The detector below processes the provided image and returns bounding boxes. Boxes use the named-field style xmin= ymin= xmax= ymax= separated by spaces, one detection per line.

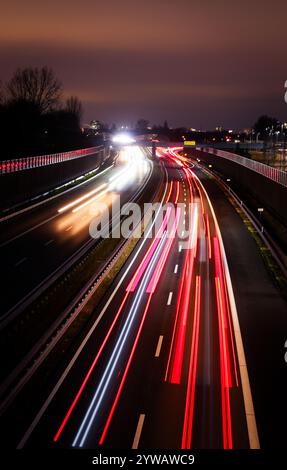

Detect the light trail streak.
xmin=165 ymin=181 xmax=173 ymax=203
xmin=99 ymin=295 xmax=153 ymax=445
xmin=174 ymin=181 xmax=180 ymax=203
xmin=72 ymin=234 xmax=168 ymax=447
xmin=54 ymin=183 xmax=170 ymax=442
xmin=182 ymin=167 xmax=193 ymax=203
xmin=214 ymin=237 xmax=233 ymax=449
xmin=181 ymin=275 xmax=201 ymax=449
xmin=187 ymin=168 xmax=204 ymax=215
xmin=108 ymin=164 xmax=133 ymax=183
xmin=58 ymin=183 xmax=107 ymax=213
xmin=53 ymin=291 xmax=130 ymax=442
xmin=72 ymin=188 xmax=108 ymax=213
xmin=165 ymin=205 xmax=198 ymax=384
xmin=187 ymin=167 xmax=259 ymax=448
xmin=19 ymin=163 xmax=169 ymax=449
xmin=205 ymin=214 xmax=212 ymax=259
xmin=126 ymin=207 xmax=172 ymax=293
xmin=146 ymin=207 xmax=181 ymax=294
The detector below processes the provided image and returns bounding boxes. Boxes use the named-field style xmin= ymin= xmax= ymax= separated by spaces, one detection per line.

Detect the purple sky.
xmin=1 ymin=0 xmax=286 ymax=128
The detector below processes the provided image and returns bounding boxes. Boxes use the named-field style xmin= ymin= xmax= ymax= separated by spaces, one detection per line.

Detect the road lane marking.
xmin=14 ymin=257 xmax=27 ymax=267
xmin=65 ymin=225 xmax=73 ymax=232
xmin=179 ymin=244 xmax=182 ymax=252
xmin=167 ymin=292 xmax=173 ymax=305
xmin=44 ymin=239 xmax=54 ymax=247
xmin=155 ymin=335 xmax=164 ymax=357
xmin=132 ymin=414 xmax=145 ymax=449
xmin=174 ymin=264 xmax=178 ymax=274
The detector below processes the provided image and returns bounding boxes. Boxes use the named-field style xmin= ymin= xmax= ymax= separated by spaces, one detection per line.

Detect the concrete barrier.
xmin=192 ymin=148 xmax=287 ymax=227
xmin=0 ymin=146 xmax=110 ymax=210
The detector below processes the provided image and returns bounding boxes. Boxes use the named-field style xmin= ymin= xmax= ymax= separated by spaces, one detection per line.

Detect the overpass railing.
xmin=0 ymin=146 xmax=103 ymax=174
xmin=200 ymin=147 xmax=287 ymax=188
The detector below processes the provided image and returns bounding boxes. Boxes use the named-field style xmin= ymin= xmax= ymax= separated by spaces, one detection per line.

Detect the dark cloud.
xmin=0 ymin=0 xmax=286 ymax=128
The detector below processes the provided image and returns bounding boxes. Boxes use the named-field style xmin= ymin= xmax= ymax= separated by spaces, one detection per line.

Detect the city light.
xmin=112 ymin=133 xmax=135 ymax=144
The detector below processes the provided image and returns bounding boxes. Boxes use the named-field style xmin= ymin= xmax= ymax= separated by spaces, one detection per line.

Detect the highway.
xmin=1 ymin=146 xmax=286 ymax=449
xmin=0 ymin=147 xmax=152 ymax=317
xmin=6 ymin=147 xmax=256 ymax=449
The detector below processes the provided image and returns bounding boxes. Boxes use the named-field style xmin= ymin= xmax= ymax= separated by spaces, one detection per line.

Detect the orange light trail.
xmin=57 ymin=183 xmax=107 ymax=213
xmin=174 ymin=180 xmax=180 ymax=204
xmin=165 ymin=181 xmax=173 ymax=203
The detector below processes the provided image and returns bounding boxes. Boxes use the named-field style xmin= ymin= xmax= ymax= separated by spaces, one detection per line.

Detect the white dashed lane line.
xmin=155 ymin=335 xmax=164 ymax=357
xmin=167 ymin=291 xmax=173 ymax=305
xmin=132 ymin=414 xmax=145 ymax=449
xmin=44 ymin=239 xmax=54 ymax=247
xmin=14 ymin=257 xmax=28 ymax=267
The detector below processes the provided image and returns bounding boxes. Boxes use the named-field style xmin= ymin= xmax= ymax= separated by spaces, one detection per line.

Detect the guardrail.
xmin=200 ymin=147 xmax=287 ymax=188
xmin=0 ymin=146 xmax=103 ymax=174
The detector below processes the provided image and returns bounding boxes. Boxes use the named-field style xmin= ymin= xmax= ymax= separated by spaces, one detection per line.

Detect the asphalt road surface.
xmin=2 ymin=147 xmax=286 ymax=449
xmin=0 ymin=147 xmax=152 ymax=316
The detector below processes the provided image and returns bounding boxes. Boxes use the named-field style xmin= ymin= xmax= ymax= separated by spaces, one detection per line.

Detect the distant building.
xmin=90 ymin=120 xmax=103 ymax=131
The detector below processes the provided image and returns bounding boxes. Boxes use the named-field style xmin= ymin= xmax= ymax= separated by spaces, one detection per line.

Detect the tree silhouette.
xmin=254 ymin=115 xmax=278 ymax=138
xmin=6 ymin=66 xmax=62 ymax=113
xmin=66 ymin=95 xmax=83 ymax=123
xmin=136 ymin=118 xmax=149 ymax=130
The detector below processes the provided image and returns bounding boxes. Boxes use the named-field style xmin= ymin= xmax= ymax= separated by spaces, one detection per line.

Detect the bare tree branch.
xmin=6 ymin=66 xmax=62 ymax=113
xmin=65 ymin=95 xmax=83 ymax=122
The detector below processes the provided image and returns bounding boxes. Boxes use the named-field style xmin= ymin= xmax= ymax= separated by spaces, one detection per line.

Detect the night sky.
xmin=1 ymin=0 xmax=286 ymax=129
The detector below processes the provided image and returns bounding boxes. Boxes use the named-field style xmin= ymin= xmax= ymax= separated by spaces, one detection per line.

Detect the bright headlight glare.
xmin=112 ymin=133 xmax=135 ymax=144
